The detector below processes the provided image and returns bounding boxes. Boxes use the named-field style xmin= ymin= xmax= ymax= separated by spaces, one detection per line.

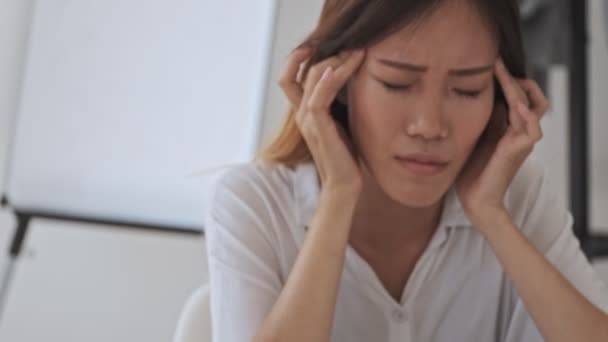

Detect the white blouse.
xmin=204 ymin=158 xmax=608 ymax=342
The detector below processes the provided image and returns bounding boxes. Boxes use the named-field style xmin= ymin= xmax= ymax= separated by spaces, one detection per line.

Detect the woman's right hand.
xmin=279 ymin=47 xmax=366 ymax=196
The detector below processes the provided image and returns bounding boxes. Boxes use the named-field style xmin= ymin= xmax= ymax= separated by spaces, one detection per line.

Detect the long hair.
xmin=260 ymin=0 xmax=526 ymax=167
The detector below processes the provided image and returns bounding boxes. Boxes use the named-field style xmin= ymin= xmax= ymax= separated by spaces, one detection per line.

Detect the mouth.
xmin=395 ymin=155 xmax=450 ymax=176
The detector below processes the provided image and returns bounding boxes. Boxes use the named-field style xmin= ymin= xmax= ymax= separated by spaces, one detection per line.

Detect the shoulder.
xmin=212 ymin=160 xmax=296 ymax=205
xmin=217 ymin=160 xmax=295 ymax=189
xmin=204 ymin=161 xmax=301 ymax=260
xmin=208 ymin=160 xmax=297 ymax=220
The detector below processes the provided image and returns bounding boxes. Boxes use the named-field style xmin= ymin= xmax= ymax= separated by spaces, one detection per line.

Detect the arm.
xmin=254 ymin=188 xmax=358 ymax=342
xmin=206 ymin=167 xmax=359 ymax=342
xmin=209 ymin=46 xmax=366 ymax=341
xmin=456 ymin=59 xmax=608 ymax=342
xmin=205 ymin=168 xmax=285 ymax=342
xmin=480 ymin=210 xmax=608 ymax=342
xmin=253 ymin=47 xmax=366 ymax=341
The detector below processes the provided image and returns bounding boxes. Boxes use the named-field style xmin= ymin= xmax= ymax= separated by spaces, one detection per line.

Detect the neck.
xmin=349 ymin=172 xmax=444 ymax=253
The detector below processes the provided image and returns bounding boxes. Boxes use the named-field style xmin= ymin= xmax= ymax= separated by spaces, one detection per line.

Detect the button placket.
xmin=391 ymin=308 xmax=408 ymax=323
xmin=388 ymin=307 xmax=413 ymax=342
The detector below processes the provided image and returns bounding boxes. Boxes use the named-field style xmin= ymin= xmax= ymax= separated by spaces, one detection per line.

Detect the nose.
xmin=406 ymin=90 xmax=448 ymax=140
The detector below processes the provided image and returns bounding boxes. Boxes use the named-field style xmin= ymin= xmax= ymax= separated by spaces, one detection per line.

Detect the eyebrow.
xmin=376 ymin=58 xmax=494 ymax=77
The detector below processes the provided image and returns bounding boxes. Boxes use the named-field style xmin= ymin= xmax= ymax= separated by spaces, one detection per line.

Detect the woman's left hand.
xmin=455 ymin=59 xmax=550 ymax=232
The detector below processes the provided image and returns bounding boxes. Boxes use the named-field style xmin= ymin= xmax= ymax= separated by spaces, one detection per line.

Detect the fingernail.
xmin=322 ymin=66 xmax=333 ymax=80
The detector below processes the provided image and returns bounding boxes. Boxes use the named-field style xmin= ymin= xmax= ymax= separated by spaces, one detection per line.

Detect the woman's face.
xmin=346 ymin=1 xmax=499 ymax=208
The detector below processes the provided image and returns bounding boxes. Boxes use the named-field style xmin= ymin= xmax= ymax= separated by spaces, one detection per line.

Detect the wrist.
xmin=474 ymin=207 xmax=513 ymax=239
xmin=320 ymin=185 xmax=361 ymax=207
xmin=313 ymin=187 xmax=359 ymax=230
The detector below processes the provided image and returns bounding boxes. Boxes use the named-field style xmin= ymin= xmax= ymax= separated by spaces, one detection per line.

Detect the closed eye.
xmin=454 ymin=89 xmax=482 ymax=99
xmin=381 ymin=81 xmax=413 ymax=92
xmin=378 ymin=77 xmax=483 ymax=99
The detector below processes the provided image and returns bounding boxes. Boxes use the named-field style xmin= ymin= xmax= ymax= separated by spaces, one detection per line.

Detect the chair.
xmin=173 ymin=284 xmax=212 ymax=342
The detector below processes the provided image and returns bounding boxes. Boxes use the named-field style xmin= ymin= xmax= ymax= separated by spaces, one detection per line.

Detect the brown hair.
xmin=260 ymin=0 xmax=526 ymax=167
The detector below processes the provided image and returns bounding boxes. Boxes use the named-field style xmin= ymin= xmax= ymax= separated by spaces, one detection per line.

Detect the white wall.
xmin=0 ymin=1 xmax=606 ymax=342
xmin=259 ymin=0 xmax=325 ymax=146
xmin=0 ymin=0 xmax=33 ymax=191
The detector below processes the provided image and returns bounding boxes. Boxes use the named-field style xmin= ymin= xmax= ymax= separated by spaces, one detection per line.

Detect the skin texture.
xmin=347 ymin=0 xmax=497 ymax=211
xmin=343 ymin=0 xmax=503 ymax=258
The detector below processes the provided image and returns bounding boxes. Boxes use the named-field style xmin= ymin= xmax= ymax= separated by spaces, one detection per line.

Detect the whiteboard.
xmin=5 ymin=0 xmax=277 ymax=231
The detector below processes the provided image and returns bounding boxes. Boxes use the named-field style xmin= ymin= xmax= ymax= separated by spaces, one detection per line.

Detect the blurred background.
xmin=0 ymin=0 xmax=607 ymax=341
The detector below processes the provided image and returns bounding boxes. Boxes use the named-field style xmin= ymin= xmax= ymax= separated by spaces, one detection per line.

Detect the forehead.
xmin=369 ymin=0 xmax=498 ymax=66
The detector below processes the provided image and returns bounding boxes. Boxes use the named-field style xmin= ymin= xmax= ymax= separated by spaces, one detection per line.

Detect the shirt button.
xmin=391 ymin=308 xmax=407 ymax=323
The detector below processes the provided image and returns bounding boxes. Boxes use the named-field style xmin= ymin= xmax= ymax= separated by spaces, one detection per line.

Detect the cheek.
xmin=449 ymin=98 xmax=495 ymax=155
xmin=347 ymin=80 xmax=402 ymax=154
xmin=453 ymin=84 xmax=495 ymax=124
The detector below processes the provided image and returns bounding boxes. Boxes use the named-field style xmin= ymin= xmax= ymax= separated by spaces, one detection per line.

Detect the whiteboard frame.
xmin=1 ymin=0 xmax=279 ymax=232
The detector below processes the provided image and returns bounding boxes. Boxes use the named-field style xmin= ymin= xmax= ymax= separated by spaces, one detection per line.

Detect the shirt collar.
xmin=293 ymin=162 xmax=472 ymax=231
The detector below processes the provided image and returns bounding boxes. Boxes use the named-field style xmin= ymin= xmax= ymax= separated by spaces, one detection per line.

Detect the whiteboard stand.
xmin=0 ymin=207 xmax=29 ymax=324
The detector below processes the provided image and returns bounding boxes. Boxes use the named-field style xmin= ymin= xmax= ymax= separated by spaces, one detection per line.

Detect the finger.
xmin=301 ymin=51 xmax=351 ymax=97
xmin=296 ymin=53 xmax=348 ymax=122
xmin=309 ymin=52 xmax=363 ymax=109
xmin=518 ymin=79 xmax=550 ymax=117
xmin=300 ymin=53 xmax=364 ymax=164
xmin=291 ymin=46 xmax=313 ymax=83
xmin=495 ymin=59 xmax=527 ymax=132
xmin=332 ymin=49 xmax=366 ymax=86
xmin=495 ymin=59 xmax=528 ymax=106
xmin=517 ymin=102 xmax=543 ymax=142
xmin=298 ymin=71 xmax=344 ymax=169
xmin=303 ymin=55 xmax=364 ymax=163
xmin=279 ymin=46 xmax=312 ymax=106
xmin=306 ymin=66 xmax=337 ymax=116
xmin=307 ymin=50 xmax=365 ymax=111
xmin=279 ymin=47 xmax=312 ymax=106
xmin=298 ymin=49 xmax=362 ymax=130
xmin=508 ymin=102 xmax=526 ymax=134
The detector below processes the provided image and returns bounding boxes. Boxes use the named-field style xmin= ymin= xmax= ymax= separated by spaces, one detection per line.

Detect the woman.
xmin=205 ymin=0 xmax=608 ymax=341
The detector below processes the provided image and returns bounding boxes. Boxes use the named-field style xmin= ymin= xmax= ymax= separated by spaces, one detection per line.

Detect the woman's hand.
xmin=252 ymin=48 xmax=368 ymax=342
xmin=279 ymin=47 xmax=366 ymax=196
xmin=455 ymin=59 xmax=550 ymax=232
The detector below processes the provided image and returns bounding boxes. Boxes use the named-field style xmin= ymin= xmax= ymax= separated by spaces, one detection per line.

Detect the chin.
xmin=371 ymin=166 xmax=452 ymax=208
xmin=383 ymin=182 xmax=446 ymax=208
